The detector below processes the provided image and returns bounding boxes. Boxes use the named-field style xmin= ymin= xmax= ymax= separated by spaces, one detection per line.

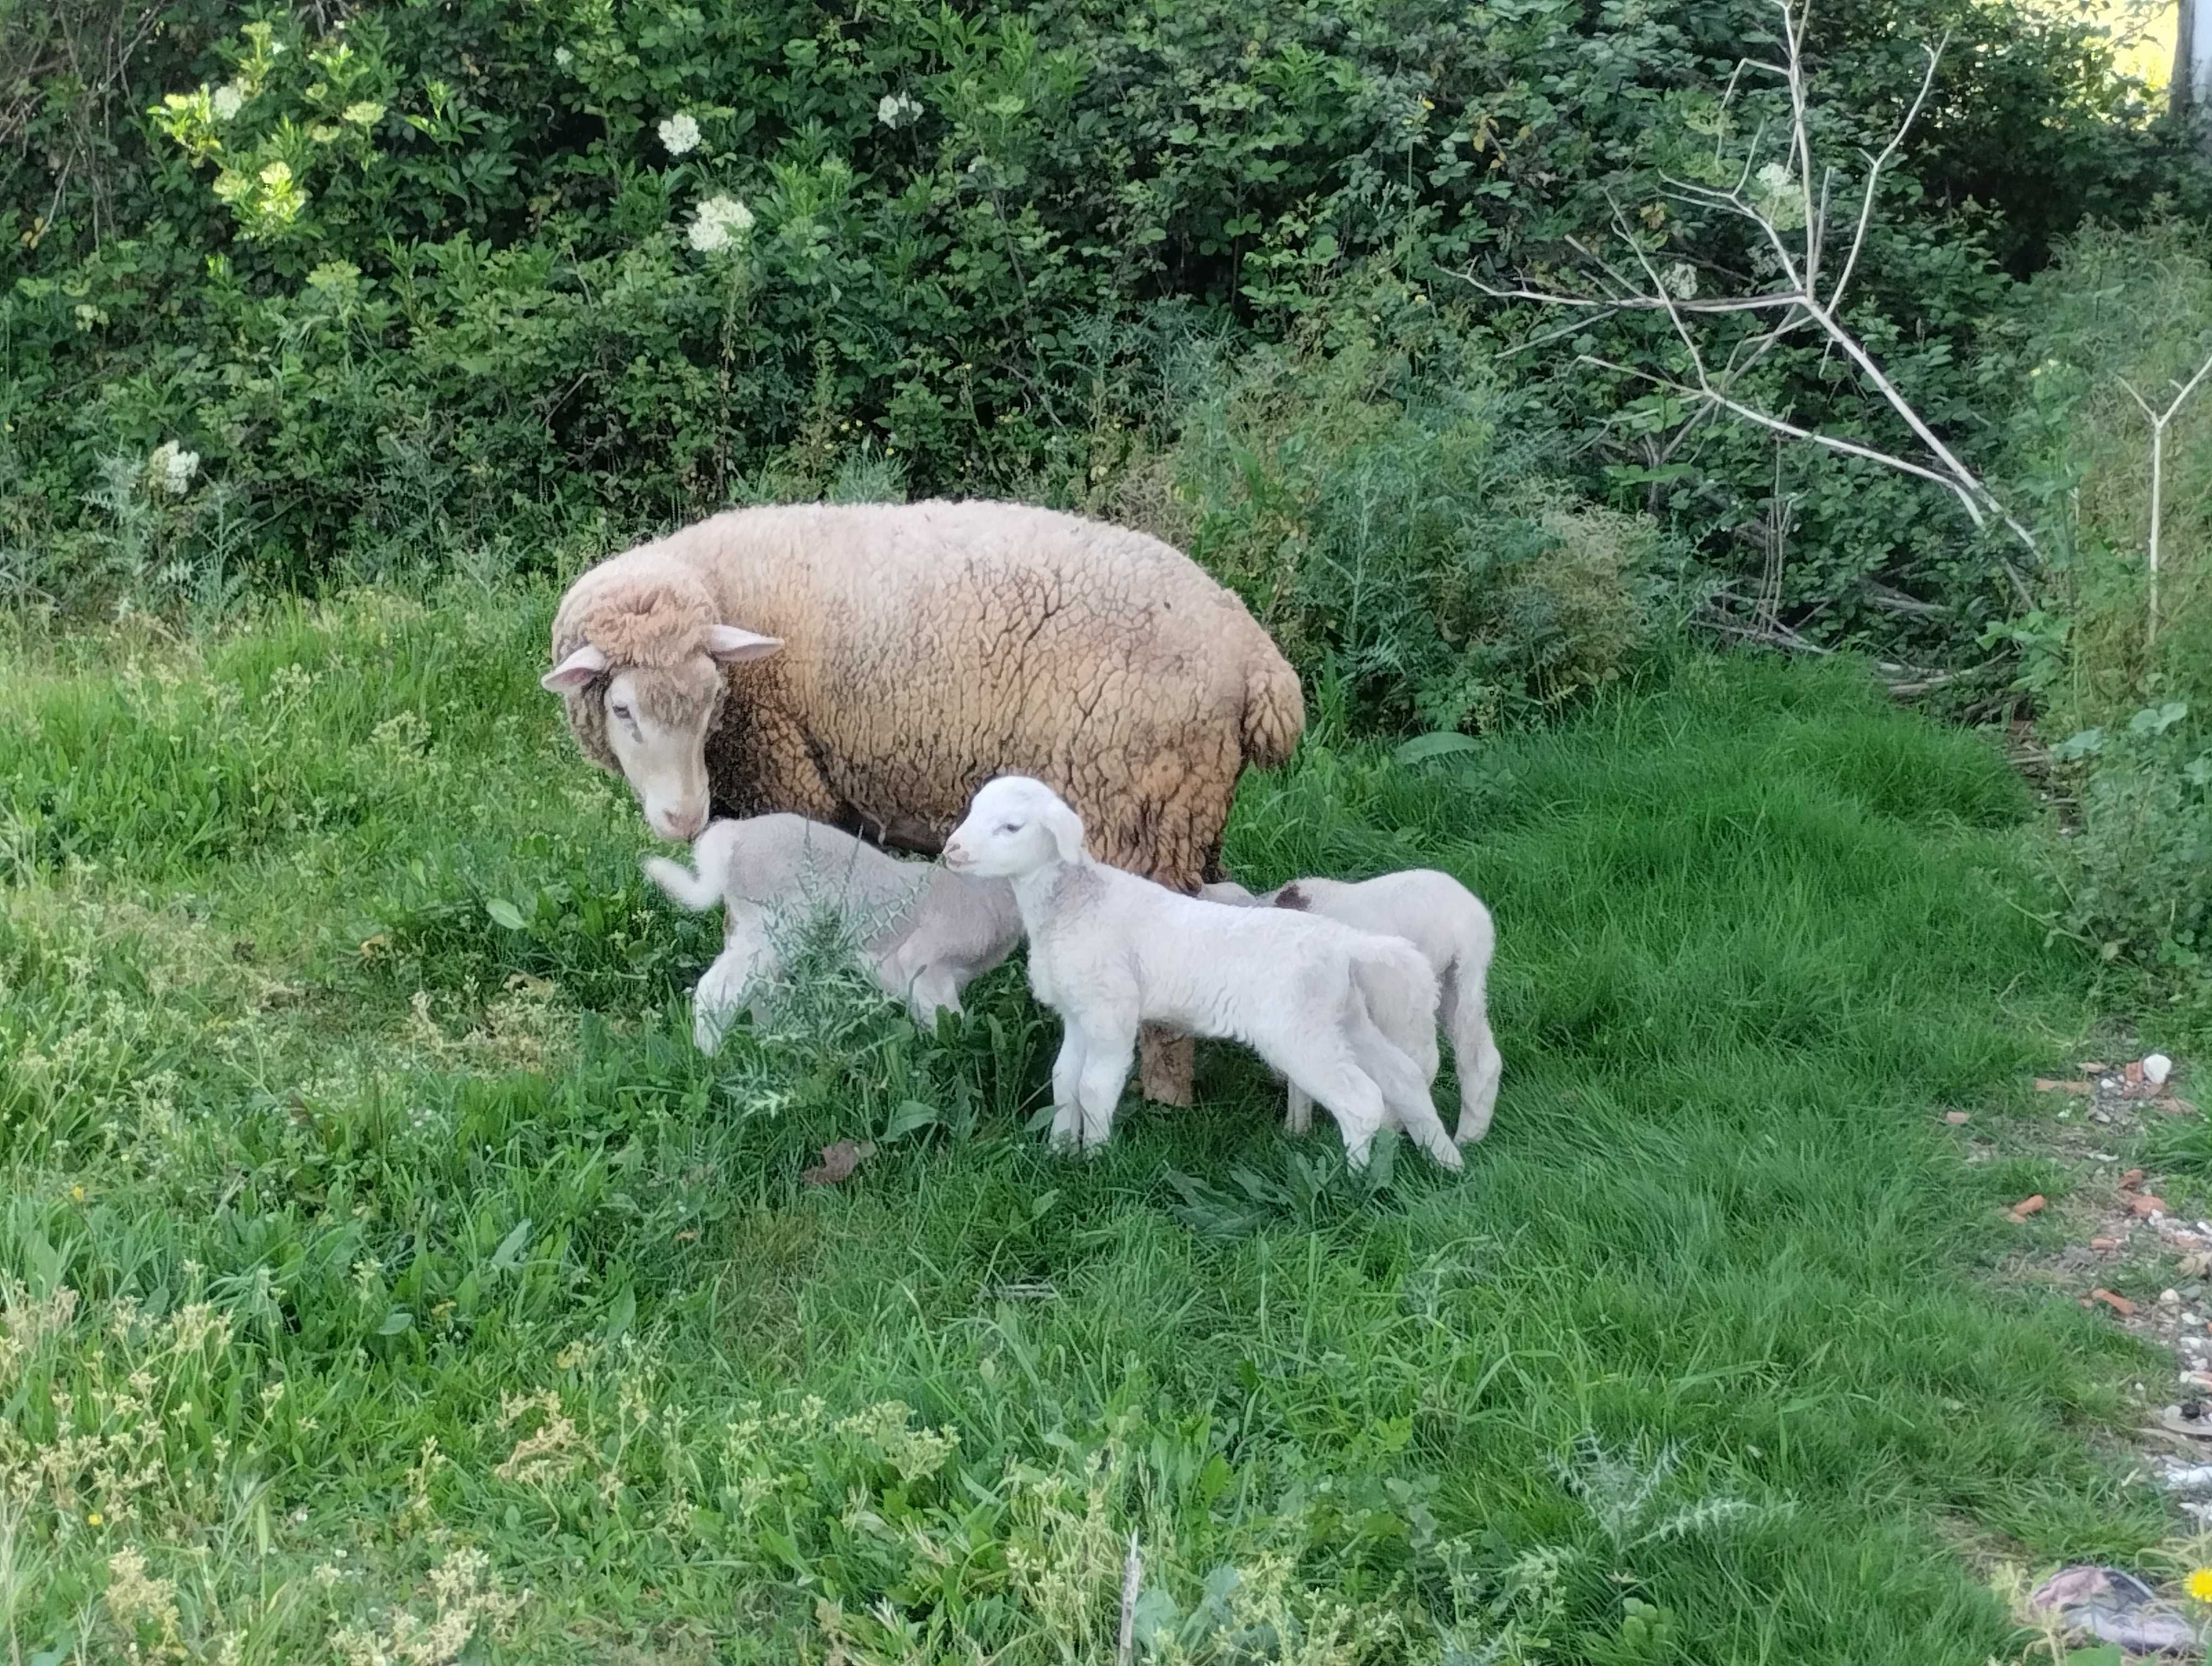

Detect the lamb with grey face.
xmin=641 ymin=812 xmax=1020 ymax=1052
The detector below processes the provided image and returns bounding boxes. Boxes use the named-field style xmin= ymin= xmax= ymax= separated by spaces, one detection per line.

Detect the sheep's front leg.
xmin=1283 ymin=1085 xmax=1315 ymax=1136
xmin=1049 ymin=1026 xmax=1089 ymax=1154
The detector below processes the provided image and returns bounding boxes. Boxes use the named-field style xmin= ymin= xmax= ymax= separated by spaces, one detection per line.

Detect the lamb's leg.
xmin=1048 ymin=1026 xmax=1089 ymax=1154
xmin=1346 ymin=1003 xmax=1462 ymax=1171
xmin=1274 ymin=1042 xmax=1390 ymax=1170
xmin=904 ymin=965 xmax=964 ymax=1030
xmin=1079 ymin=805 xmax=1195 ymax=1108
xmin=1073 ymin=1026 xmax=1136 ymax=1153
xmin=1443 ymin=961 xmax=1503 ymax=1144
xmin=1284 ymin=1086 xmax=1315 ymax=1136
xmin=693 ymin=938 xmax=774 ymax=1055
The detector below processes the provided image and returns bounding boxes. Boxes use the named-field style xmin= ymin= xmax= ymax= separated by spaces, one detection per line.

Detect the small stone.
xmin=2162 ymin=1289 xmax=2182 ymax=1307
xmin=2057 ymin=1246 xmax=2095 ymax=1268
xmin=1944 ymin=1110 xmax=1970 ymax=1125
xmin=2146 ymin=1053 xmax=2175 ymax=1086
xmin=2089 ymin=1107 xmax=2113 ymax=1123
xmin=2130 ymin=1193 xmax=2170 ymax=1216
xmin=2121 ymin=1168 xmax=2146 ymax=1189
xmin=2090 ymin=1236 xmax=2121 ymax=1250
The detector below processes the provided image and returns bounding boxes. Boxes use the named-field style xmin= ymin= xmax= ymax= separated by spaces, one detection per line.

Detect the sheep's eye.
xmin=609 ymin=702 xmax=632 ymax=722
xmin=999 ymin=821 xmax=1023 ymax=834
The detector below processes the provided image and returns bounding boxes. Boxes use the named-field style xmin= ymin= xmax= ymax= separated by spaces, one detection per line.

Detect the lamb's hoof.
xmin=1426 ymin=1139 xmax=1465 ymax=1172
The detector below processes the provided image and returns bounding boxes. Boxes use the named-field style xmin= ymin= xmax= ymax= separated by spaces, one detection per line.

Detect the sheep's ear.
xmin=1043 ymin=799 xmax=1086 ymax=864
xmin=704 ymin=624 xmax=783 ymax=664
xmin=542 ymin=643 xmax=609 ymax=692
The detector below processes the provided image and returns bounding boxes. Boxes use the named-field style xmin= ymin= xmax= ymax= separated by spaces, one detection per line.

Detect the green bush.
xmin=1148 ymin=310 xmax=1678 ymax=732
xmin=0 ymin=0 xmax=2199 ymax=645
xmin=1996 ymin=222 xmax=2212 ymax=991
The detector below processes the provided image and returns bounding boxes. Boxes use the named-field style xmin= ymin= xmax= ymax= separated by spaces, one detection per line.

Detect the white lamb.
xmin=642 ymin=814 xmax=1021 ymax=1053
xmin=1201 ymin=870 xmax=1502 ymax=1145
xmin=942 ymin=776 xmax=1463 ymax=1170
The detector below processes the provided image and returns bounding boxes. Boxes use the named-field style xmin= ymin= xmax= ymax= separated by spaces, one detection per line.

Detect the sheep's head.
xmin=943 ymin=776 xmax=1085 ymax=878
xmin=544 ymin=591 xmax=781 ymax=841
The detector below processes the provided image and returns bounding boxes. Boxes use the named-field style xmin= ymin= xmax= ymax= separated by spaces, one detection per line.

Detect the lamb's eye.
xmin=999 ymin=821 xmax=1023 ymax=834
xmin=609 ymin=703 xmax=632 ymax=722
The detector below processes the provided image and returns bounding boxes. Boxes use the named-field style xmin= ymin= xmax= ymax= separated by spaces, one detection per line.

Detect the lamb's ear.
xmin=541 ymin=643 xmax=609 ymax=692
xmin=1043 ymin=799 xmax=1086 ymax=865
xmin=704 ymin=624 xmax=783 ymax=664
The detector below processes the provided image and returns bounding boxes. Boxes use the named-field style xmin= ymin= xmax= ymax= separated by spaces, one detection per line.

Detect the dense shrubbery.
xmin=1 ymin=0 xmax=2195 ymax=630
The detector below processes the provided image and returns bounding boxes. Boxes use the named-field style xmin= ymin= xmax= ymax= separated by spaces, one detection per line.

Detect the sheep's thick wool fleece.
xmin=550 ymin=499 xmax=1304 ymax=889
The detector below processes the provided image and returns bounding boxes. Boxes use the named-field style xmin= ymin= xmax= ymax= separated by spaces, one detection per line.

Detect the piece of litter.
xmin=2091 ymin=1236 xmax=2121 ymax=1250
xmin=2146 ymin=1053 xmax=2174 ymax=1086
xmin=2130 ymin=1194 xmax=2169 ymax=1216
xmin=1943 ymin=1110 xmax=1970 ymax=1125
xmin=800 ymin=1138 xmax=877 ymax=1186
xmin=2157 ymin=1097 xmax=2198 ymax=1116
xmin=2089 ymin=1288 xmax=2137 ymax=1316
xmin=2121 ymin=1168 xmax=2145 ymax=1189
xmin=2125 ymin=1060 xmax=2146 ymax=1085
xmin=2079 ymin=1061 xmax=2110 ymax=1074
xmin=2025 ymin=1564 xmax=2204 ymax=1652
xmin=2008 ymin=1194 xmax=2047 ymax=1220
xmin=2036 ymin=1077 xmax=2093 ymax=1095
xmin=2162 ymin=1403 xmax=2212 ymax=1439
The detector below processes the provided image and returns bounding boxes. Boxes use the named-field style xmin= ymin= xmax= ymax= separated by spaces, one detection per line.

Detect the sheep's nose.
xmin=662 ymin=808 xmax=706 ymax=841
xmin=943 ymin=841 xmax=968 ymax=867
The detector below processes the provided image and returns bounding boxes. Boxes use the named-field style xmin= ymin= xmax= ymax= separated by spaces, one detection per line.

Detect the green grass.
xmin=0 ymin=589 xmax=2167 ymax=1663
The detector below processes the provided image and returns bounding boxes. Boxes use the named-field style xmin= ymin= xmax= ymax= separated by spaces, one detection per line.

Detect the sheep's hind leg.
xmin=1137 ymin=1026 xmax=1194 ymax=1107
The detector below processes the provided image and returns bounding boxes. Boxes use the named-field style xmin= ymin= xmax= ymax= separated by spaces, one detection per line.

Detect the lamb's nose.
xmin=664 ymin=808 xmax=706 ymax=841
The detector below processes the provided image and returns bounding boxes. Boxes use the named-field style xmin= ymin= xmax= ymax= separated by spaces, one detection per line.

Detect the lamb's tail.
xmin=642 ymin=819 xmax=740 ymax=913
xmin=1348 ymin=937 xmax=1440 ymax=1069
xmin=1240 ymin=639 xmax=1306 ymax=769
xmin=641 ymin=853 xmax=721 ymax=912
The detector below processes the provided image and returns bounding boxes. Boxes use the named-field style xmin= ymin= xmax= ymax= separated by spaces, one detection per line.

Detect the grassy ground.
xmin=0 ymin=585 xmax=2172 ymax=1663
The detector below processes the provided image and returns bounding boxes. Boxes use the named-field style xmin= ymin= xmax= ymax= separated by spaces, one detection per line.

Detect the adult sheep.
xmin=541 ymin=498 xmax=1306 ymax=1105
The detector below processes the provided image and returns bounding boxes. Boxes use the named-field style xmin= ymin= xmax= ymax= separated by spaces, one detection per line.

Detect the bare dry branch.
xmin=1450 ymin=0 xmax=2040 ymax=601
xmin=2116 ymin=346 xmax=2212 ymax=648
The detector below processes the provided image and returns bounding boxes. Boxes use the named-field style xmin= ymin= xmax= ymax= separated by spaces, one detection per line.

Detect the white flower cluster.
xmin=150 ymin=440 xmax=201 ymax=496
xmin=1660 ymin=261 xmax=1698 ymax=300
xmin=687 ymin=194 xmax=754 ymax=253
xmin=554 ymin=46 xmax=574 ymax=68
xmin=212 ymin=82 xmax=247 ymax=121
xmin=877 ymin=92 xmax=921 ymax=129
xmin=658 ymin=112 xmax=702 ymax=156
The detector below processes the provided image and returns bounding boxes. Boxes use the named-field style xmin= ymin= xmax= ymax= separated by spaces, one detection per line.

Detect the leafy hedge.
xmin=0 ymin=0 xmax=2199 ymax=660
